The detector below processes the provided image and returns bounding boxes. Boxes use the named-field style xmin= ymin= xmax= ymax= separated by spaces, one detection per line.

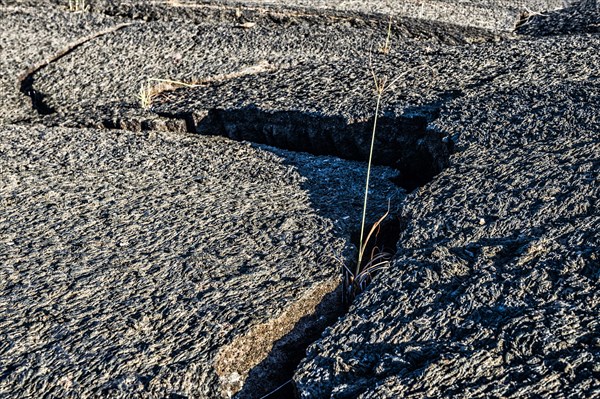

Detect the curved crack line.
xmin=214 ymin=278 xmax=342 ymax=399
xmin=18 ymin=22 xmax=137 ymax=114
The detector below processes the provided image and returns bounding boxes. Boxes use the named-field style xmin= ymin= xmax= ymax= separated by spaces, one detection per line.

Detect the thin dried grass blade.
xmin=365 ymin=252 xmax=391 ymax=264
xmin=359 ymin=207 xmax=390 ymax=260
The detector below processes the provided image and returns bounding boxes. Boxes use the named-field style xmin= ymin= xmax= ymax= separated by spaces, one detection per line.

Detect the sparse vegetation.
xmin=344 ymin=17 xmax=404 ymax=302
xmin=68 ymin=0 xmax=86 ymax=12
xmin=136 ymin=61 xmax=275 ymax=110
xmin=138 ymin=82 xmax=154 ymax=110
xmin=344 ymin=208 xmax=393 ymax=302
xmin=138 ymin=78 xmax=203 ymax=110
xmin=379 ymin=15 xmax=393 ymax=54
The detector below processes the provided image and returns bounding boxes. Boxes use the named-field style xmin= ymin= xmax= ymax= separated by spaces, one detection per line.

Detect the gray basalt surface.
xmin=517 ymin=0 xmax=599 ymax=36
xmin=21 ymin=4 xmax=494 ymax=132
xmin=16 ymin=5 xmax=462 ymax=188
xmin=0 ymin=0 xmax=598 ymax=398
xmin=294 ymin=27 xmax=600 ymax=399
xmin=15 ymin=1 xmax=596 ymax=183
xmin=1 ymin=0 xmax=578 ymax=31
xmin=0 ymin=124 xmax=400 ymax=398
xmin=217 ymin=0 xmax=571 ymax=31
xmin=0 ymin=6 xmax=124 ymax=124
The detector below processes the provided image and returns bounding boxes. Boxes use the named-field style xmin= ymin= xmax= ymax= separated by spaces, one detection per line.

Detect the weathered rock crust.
xmin=294 ymin=11 xmax=600 ymax=399
xmin=0 ymin=0 xmax=598 ymax=398
xmin=0 ymin=124 xmax=399 ymax=398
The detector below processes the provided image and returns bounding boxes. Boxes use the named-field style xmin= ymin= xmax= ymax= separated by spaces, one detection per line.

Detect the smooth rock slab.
xmin=0 ymin=124 xmax=400 ymax=398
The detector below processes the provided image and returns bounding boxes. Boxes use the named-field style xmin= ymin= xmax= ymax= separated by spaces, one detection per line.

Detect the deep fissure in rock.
xmin=162 ymin=106 xmax=453 ymax=192
xmin=19 ymin=74 xmax=56 ymax=115
xmin=17 ymin=23 xmax=134 ymax=117
xmin=343 ymin=215 xmax=403 ymax=305
xmin=17 ymin=97 xmax=449 ymax=396
xmin=18 ymin=72 xmax=450 ymax=398
xmin=184 ymin=106 xmax=441 ymax=397
xmin=215 ymin=280 xmax=344 ymax=399
xmin=224 ymin=215 xmax=404 ymax=399
xmin=97 ymin=105 xmax=449 ymax=396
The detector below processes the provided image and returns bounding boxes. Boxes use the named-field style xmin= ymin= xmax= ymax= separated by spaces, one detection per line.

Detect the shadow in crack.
xmin=194 ymin=106 xmax=453 ymax=192
xmin=20 ymin=75 xmax=56 ymax=115
xmin=221 ymin=102 xmax=456 ymax=397
xmin=252 ymin=141 xmax=404 ymax=240
xmin=232 ymin=284 xmax=344 ymax=399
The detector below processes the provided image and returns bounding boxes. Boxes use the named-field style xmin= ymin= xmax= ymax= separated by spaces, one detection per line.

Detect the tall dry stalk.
xmin=356 ymin=16 xmax=401 ymax=274
xmin=346 ymin=16 xmax=406 ymax=302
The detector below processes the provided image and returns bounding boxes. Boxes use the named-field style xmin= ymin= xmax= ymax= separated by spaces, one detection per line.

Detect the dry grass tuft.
xmin=138 ymin=78 xmax=204 ymax=110
xmin=68 ymin=0 xmax=87 ymax=12
xmin=138 ymin=82 xmax=154 ymax=110
xmin=344 ymin=208 xmax=393 ymax=302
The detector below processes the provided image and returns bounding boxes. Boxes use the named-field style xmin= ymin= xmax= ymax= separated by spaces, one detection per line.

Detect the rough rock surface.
xmin=16 ymin=5 xmax=459 ymax=189
xmin=0 ymin=0 xmax=598 ymax=398
xmin=294 ymin=24 xmax=600 ymax=399
xmin=517 ymin=0 xmax=599 ymax=35
xmin=0 ymin=124 xmax=400 ymax=398
xmin=21 ymin=4 xmax=494 ymax=132
xmin=1 ymin=0 xmax=578 ymax=31
xmin=0 ymin=6 xmax=123 ymax=124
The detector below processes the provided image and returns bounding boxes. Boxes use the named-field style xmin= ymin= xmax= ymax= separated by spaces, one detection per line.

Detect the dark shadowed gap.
xmin=229 ymin=219 xmax=403 ymax=399
xmin=200 ymin=105 xmax=443 ymax=397
xmin=350 ymin=216 xmax=402 ymax=266
xmin=17 ymin=23 xmax=134 ymax=118
xmin=232 ymin=285 xmax=344 ymax=399
xmin=343 ymin=216 xmax=403 ymax=306
xmin=161 ymin=103 xmax=454 ymax=192
xmin=20 ymin=65 xmax=454 ymax=398
xmin=215 ymin=283 xmax=345 ymax=399
xmin=19 ymin=75 xmax=56 ymax=115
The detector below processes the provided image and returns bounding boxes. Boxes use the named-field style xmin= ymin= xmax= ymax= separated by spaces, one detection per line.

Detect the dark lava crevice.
xmin=19 ymin=81 xmax=455 ymax=397
xmin=146 ymin=107 xmax=422 ymax=398
xmin=229 ymin=283 xmax=346 ymax=399
xmin=213 ymin=278 xmax=346 ymax=399
xmin=235 ymin=217 xmax=403 ymax=399
xmin=17 ymin=23 xmax=135 ymax=116
xmin=17 ymin=26 xmax=457 ymax=398
xmin=19 ymin=74 xmax=56 ymax=115
xmin=157 ymin=104 xmax=454 ymax=192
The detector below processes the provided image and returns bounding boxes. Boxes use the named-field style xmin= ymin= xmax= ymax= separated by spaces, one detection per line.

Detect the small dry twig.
xmin=138 ymin=78 xmax=204 ymax=110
